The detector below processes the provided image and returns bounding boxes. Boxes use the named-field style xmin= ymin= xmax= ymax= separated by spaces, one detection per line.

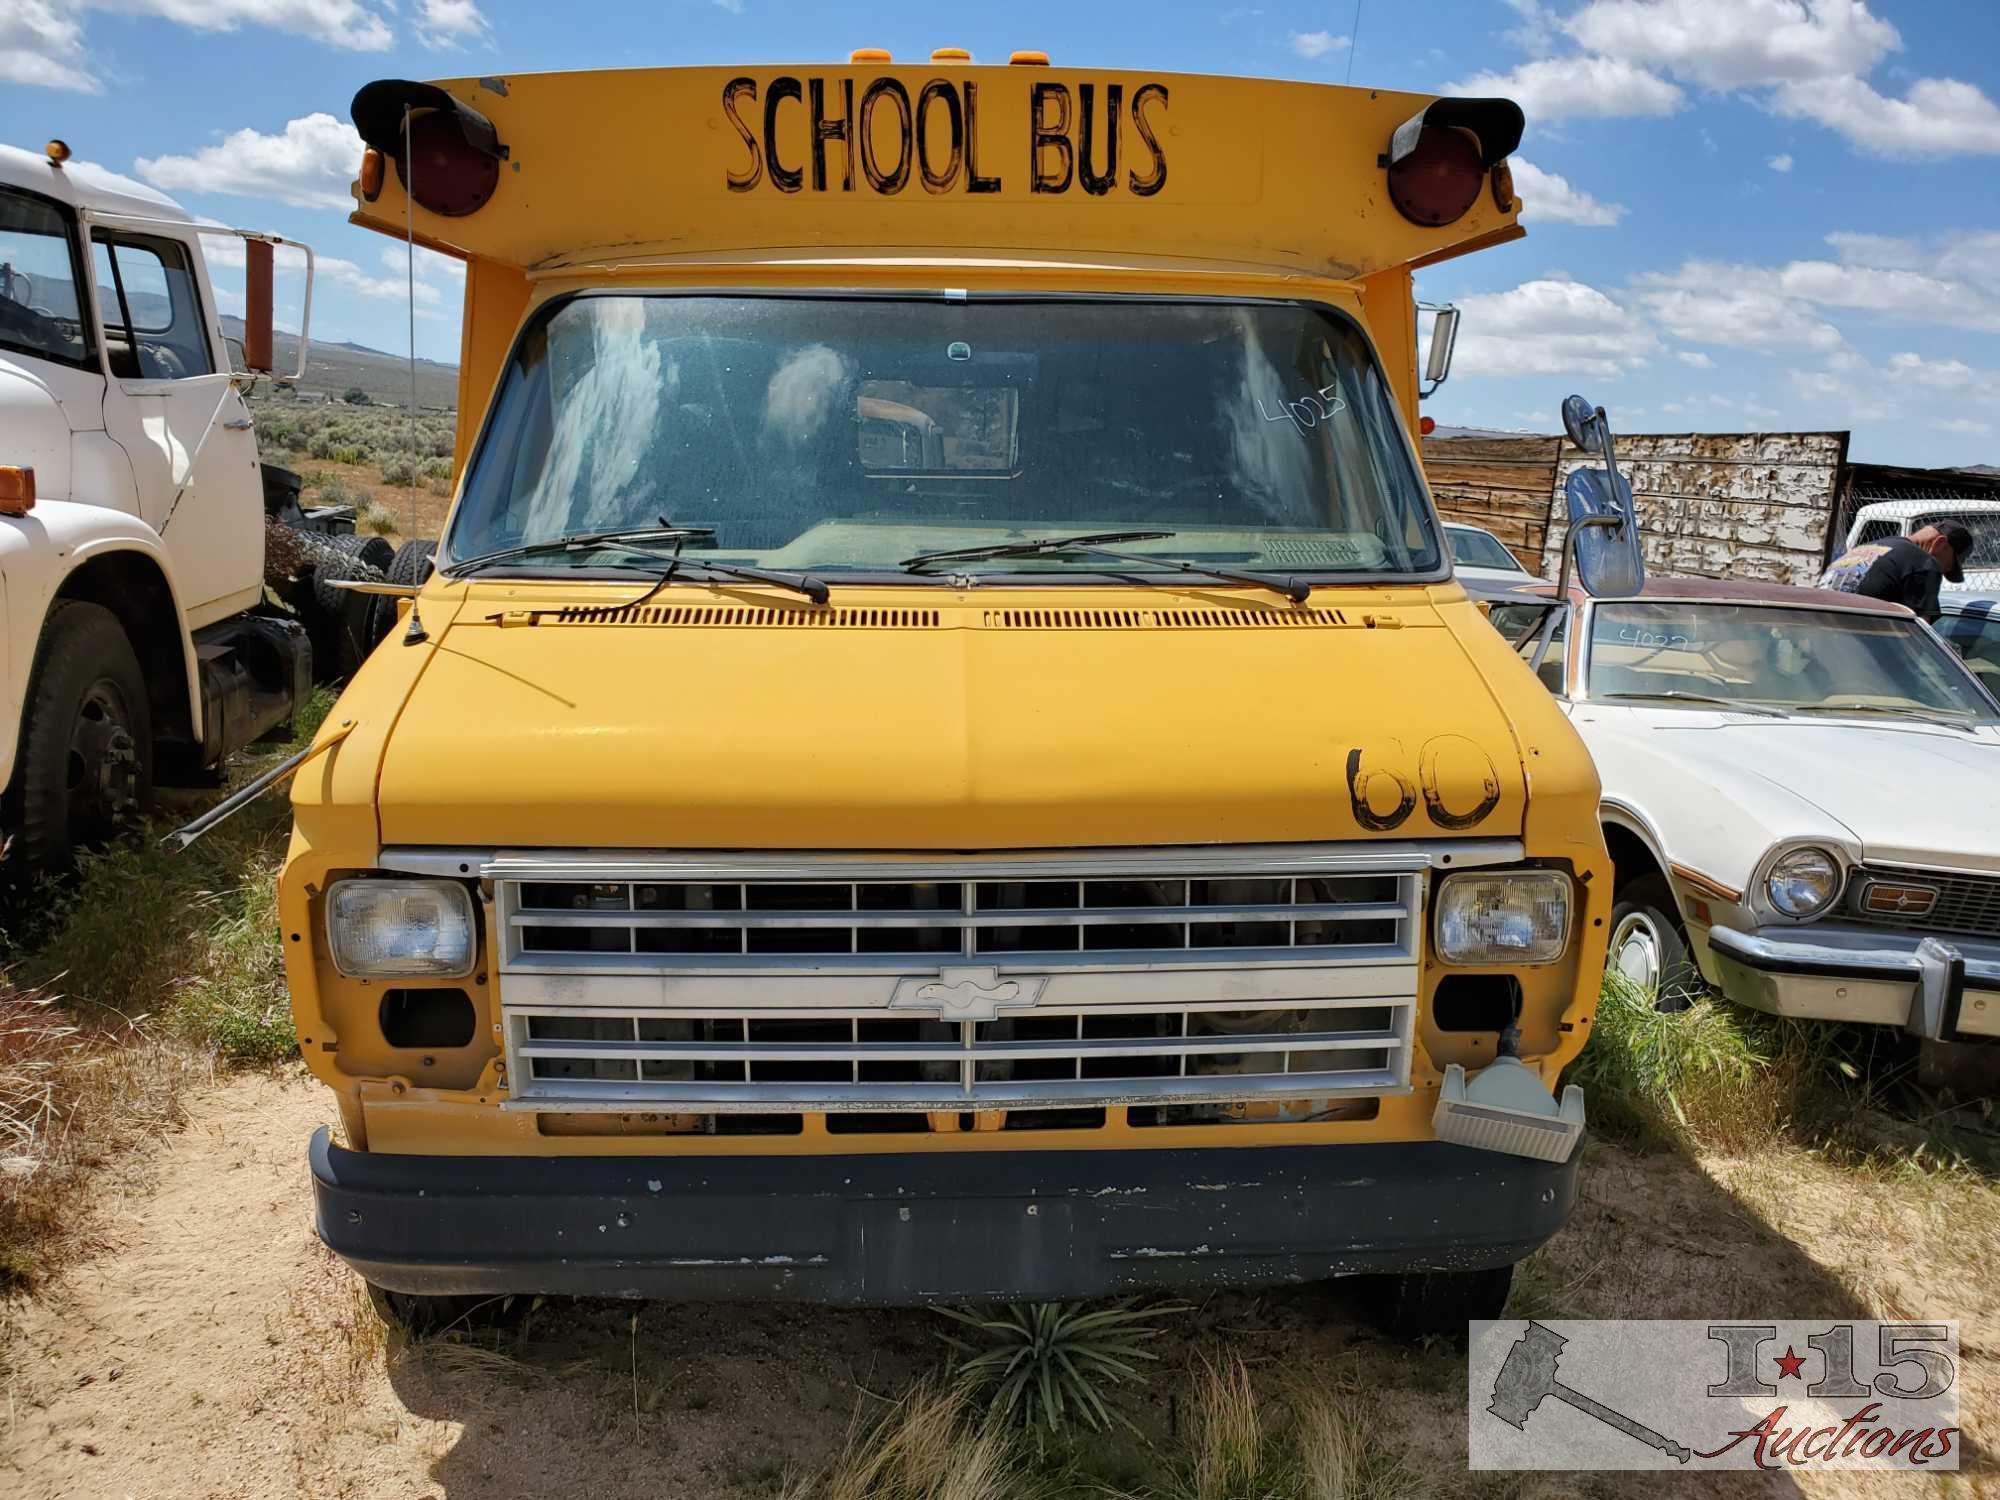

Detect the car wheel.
xmin=1608 ymin=874 xmax=1699 ymax=1012
xmin=9 ymin=602 xmax=153 ymax=875
xmin=1352 ymin=1264 xmax=1513 ymax=1338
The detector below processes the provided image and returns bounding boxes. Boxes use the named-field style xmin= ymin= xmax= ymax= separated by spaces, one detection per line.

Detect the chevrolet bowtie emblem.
xmin=890 ymin=965 xmax=1046 ymax=1022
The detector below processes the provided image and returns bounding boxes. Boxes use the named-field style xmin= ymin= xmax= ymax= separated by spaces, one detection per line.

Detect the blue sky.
xmin=4 ymin=0 xmax=1997 ymax=464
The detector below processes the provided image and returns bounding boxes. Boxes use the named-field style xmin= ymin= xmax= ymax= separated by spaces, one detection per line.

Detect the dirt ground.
xmin=2 ymin=1070 xmax=1994 ymax=1500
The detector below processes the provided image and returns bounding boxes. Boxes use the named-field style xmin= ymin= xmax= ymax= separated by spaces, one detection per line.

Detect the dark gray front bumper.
xmin=1706 ymin=923 xmax=2000 ymax=1039
xmin=310 ymin=1128 xmax=1580 ymax=1302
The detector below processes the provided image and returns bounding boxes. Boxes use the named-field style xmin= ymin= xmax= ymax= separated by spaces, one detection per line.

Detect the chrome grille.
xmin=504 ymin=873 xmax=1407 ymax=967
xmin=489 ymin=851 xmax=1430 ymax=1113
xmin=508 ymin=999 xmax=1405 ymax=1109
xmin=1846 ymin=864 xmax=2000 ymax=940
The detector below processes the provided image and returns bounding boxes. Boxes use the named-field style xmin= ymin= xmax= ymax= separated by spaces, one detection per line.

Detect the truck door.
xmin=90 ymin=230 xmax=260 ymax=624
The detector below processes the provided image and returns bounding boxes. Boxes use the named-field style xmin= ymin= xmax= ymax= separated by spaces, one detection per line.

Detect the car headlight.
xmin=1765 ymin=847 xmax=1841 ymax=920
xmin=326 ymin=878 xmax=477 ymax=978
xmin=1435 ymin=871 xmax=1572 ymax=965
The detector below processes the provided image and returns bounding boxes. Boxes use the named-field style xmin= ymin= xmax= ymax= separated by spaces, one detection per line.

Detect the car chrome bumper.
xmin=1706 ymin=924 xmax=2000 ymax=1040
xmin=310 ymin=1128 xmax=1579 ymax=1303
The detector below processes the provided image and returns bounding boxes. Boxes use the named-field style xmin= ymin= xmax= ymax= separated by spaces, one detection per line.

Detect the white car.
xmin=1444 ymin=521 xmax=1536 ymax=590
xmin=1487 ymin=578 xmax=2000 ymax=1074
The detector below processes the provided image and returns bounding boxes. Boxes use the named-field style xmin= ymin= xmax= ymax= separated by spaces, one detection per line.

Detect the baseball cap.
xmin=1938 ymin=522 xmax=1975 ymax=583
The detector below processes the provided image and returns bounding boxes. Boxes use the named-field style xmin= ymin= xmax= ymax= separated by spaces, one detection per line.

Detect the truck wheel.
xmin=332 ymin=532 xmax=396 ymax=576
xmin=1355 ymin=1264 xmax=1513 ymax=1338
xmin=1608 ymin=875 xmax=1699 ymax=1012
xmin=385 ymin=538 xmax=436 ymax=586
xmin=364 ymin=538 xmax=438 ymax=646
xmin=1916 ymin=1039 xmax=2000 ymax=1099
xmin=10 ymin=602 xmax=153 ymax=874
xmin=364 ymin=1282 xmax=519 ymax=1336
xmin=302 ymin=550 xmax=382 ymax=681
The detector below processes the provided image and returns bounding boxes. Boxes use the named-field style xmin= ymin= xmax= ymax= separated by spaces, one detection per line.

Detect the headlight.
xmin=1435 ymin=871 xmax=1572 ymax=965
xmin=1765 ymin=847 xmax=1840 ymax=920
xmin=327 ymin=878 xmax=477 ymax=978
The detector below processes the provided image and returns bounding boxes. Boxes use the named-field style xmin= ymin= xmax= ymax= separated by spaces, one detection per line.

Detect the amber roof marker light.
xmin=1381 ymin=97 xmax=1524 ymax=228
xmin=45 ymin=139 xmax=71 ymax=167
xmin=352 ymin=79 xmax=508 ymax=218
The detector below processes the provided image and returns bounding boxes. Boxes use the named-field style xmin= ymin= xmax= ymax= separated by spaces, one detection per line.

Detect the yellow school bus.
xmin=284 ymin=53 xmax=1611 ymax=1333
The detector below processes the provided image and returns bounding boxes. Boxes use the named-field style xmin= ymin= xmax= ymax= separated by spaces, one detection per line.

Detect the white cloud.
xmin=1676 ymin=350 xmax=1715 ymax=367
xmin=319 ymin=255 xmax=445 ymax=306
xmin=1564 ymin=0 xmax=1899 ymax=90
xmin=1451 ymin=277 xmax=1661 ymax=378
xmin=1288 ymin=29 xmax=1350 ymax=60
xmin=1635 ymin=250 xmax=2000 ymax=353
xmin=1774 ymin=73 xmax=2000 ymax=156
xmin=1768 ymin=153 xmax=1794 ymax=171
xmin=1 ymin=0 xmax=97 ymax=91
xmin=379 ymin=245 xmax=467 ymax=284
xmin=713 ymin=0 xmax=744 ymax=11
xmin=1510 ymin=158 xmax=1624 ymax=225
xmin=1932 ymin=416 xmax=1994 ymax=435
xmin=88 ymin=0 xmax=393 ymax=50
xmin=1448 ymin=55 xmax=1683 ymax=120
xmin=415 ymin=0 xmax=488 ymax=48
xmin=1824 ymin=231 xmax=1923 ymax=269
xmin=1633 ymin=263 xmax=1847 ymax=352
xmin=135 ymin=113 xmax=362 ymax=211
xmin=1887 ymin=352 xmax=1976 ymax=389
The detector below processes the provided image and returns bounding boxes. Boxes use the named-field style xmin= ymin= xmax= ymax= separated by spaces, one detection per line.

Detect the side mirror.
xmin=243 ymin=237 xmax=274 ymax=374
xmin=1560 ymin=393 xmax=1602 ymax=453
xmin=1553 ymin=394 xmax=1645 ymax=600
xmin=1421 ymin=304 xmax=1459 ymax=397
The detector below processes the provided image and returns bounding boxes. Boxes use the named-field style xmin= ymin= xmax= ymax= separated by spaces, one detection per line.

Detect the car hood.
xmin=1574 ymin=705 xmax=2000 ymax=876
xmin=372 ymin=588 xmax=1530 ymax=850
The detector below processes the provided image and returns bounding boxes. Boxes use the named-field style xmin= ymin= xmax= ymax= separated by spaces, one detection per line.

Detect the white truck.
xmin=1 ymin=139 xmax=400 ymax=875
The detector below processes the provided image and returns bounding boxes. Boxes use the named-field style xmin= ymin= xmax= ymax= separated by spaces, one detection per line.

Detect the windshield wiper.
xmin=1791 ymin=702 xmax=1976 ymax=729
xmin=444 ymin=523 xmax=830 ymax=605
xmin=900 ymin=530 xmax=1310 ymax=603
xmin=1598 ymin=691 xmax=1784 ymax=716
xmin=444 ymin=525 xmax=717 ymax=578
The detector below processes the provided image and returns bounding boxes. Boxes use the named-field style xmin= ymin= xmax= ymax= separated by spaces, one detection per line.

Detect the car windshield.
xmin=1588 ymin=601 xmax=1999 ymax=721
xmin=1446 ymin=527 xmax=1525 ymax=572
xmin=445 ymin=295 xmax=1443 ymax=580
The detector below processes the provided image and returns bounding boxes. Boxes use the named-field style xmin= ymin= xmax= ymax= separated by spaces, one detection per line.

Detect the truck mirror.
xmin=244 ymin=238 xmax=275 ymax=373
xmin=1560 ymin=393 xmax=1602 ymax=454
xmin=1423 ymin=306 xmax=1460 ymax=391
xmin=1553 ymin=396 xmax=1646 ymax=600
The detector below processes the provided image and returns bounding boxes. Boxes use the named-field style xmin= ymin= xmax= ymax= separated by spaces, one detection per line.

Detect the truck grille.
xmin=1846 ymin=864 xmax=2000 ymax=940
xmin=488 ymin=851 xmax=1429 ymax=1114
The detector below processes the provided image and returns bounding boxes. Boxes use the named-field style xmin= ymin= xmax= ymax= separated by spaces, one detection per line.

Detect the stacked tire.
xmin=270 ymin=529 xmax=435 ymax=683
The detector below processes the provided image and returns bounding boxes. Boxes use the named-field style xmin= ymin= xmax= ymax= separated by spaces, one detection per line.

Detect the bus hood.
xmin=374 ymin=593 xmax=1528 ymax=849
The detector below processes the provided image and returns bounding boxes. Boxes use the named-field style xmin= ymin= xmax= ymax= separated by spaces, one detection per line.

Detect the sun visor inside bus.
xmin=1385 ymin=97 xmax=1524 ymax=170
xmin=352 ymin=80 xmax=505 ymax=162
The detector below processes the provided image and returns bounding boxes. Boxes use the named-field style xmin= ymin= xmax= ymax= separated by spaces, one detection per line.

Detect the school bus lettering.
xmin=809 ymin=77 xmax=854 ymax=192
xmin=1129 ymin=81 xmax=1168 ymax=196
xmin=1030 ymin=81 xmax=1073 ymax=193
xmin=859 ymin=78 xmax=912 ymax=193
xmin=722 ymin=74 xmax=1165 ymax=196
xmin=915 ymin=79 xmax=961 ymax=192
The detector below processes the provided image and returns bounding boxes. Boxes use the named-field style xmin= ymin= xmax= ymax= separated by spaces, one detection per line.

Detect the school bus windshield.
xmin=445 ymin=293 xmax=1444 ymax=579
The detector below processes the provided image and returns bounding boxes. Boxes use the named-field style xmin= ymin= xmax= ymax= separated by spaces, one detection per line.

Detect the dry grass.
xmin=0 ymin=973 xmax=210 ymax=1290
xmin=781 ymin=1383 xmax=1046 ymax=1500
xmin=0 ymin=693 xmax=334 ymax=1290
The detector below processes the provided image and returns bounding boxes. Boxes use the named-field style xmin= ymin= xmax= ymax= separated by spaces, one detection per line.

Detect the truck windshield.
xmin=446 ymin=294 xmax=1442 ymax=581
xmin=1588 ymin=602 xmax=2000 ymax=721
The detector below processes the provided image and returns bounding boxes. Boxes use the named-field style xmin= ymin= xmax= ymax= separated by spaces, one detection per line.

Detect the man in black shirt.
xmin=1819 ymin=522 xmax=1973 ymax=623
